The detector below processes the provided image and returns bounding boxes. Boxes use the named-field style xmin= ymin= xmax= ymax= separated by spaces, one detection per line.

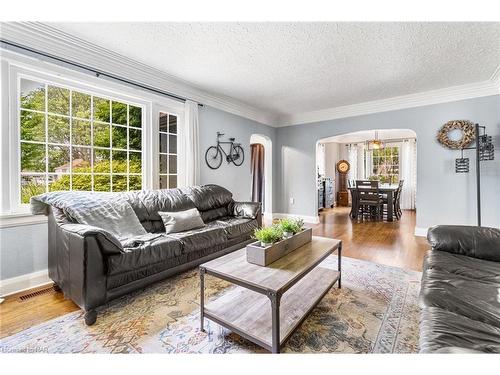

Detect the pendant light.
xmin=367 ymin=131 xmax=385 ymax=150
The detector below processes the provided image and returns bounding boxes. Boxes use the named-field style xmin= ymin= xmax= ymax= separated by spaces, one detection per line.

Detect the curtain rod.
xmin=0 ymin=39 xmax=203 ymax=107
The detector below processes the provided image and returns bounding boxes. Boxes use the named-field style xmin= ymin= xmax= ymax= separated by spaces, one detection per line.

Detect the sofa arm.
xmin=48 ymin=222 xmax=125 ymax=315
xmin=230 ymin=201 xmax=262 ymax=219
xmin=60 ymin=223 xmax=124 ymax=255
xmin=427 ymin=225 xmax=500 ymax=262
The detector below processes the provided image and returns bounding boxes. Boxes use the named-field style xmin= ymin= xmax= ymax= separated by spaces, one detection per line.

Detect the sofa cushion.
xmin=199 ymin=207 xmax=229 ymax=223
xmin=427 ymin=225 xmax=500 ymax=262
xmin=215 ymin=217 xmax=258 ymax=240
xmin=181 ymin=185 xmax=233 ymax=212
xmin=167 ymin=221 xmax=228 ymax=253
xmin=424 ymin=250 xmax=500 ymax=284
xmin=420 ymin=266 xmax=500 ymax=328
xmin=124 ymin=189 xmax=195 ymax=232
xmin=107 ymin=235 xmax=183 ymax=275
xmin=420 ymin=307 xmax=500 ymax=353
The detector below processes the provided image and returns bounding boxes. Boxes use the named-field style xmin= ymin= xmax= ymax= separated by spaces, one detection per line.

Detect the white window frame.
xmin=151 ymin=104 xmax=185 ymax=190
xmin=1 ymin=51 xmax=186 ymax=216
xmin=365 ymin=142 xmax=402 ymax=183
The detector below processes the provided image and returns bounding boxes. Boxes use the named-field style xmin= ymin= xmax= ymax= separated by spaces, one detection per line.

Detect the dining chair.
xmin=394 ymin=180 xmax=404 ymax=219
xmin=356 ymin=180 xmax=383 ymax=220
xmin=382 ymin=179 xmax=404 ymax=220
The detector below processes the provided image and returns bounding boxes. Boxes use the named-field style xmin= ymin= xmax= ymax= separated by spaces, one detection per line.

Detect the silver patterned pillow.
xmin=158 ymin=208 xmax=205 ymax=234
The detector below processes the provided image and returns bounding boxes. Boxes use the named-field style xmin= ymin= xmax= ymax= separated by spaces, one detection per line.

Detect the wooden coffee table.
xmin=199 ymin=236 xmax=342 ymax=353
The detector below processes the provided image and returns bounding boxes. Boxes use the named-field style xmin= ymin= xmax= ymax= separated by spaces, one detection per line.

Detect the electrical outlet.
xmin=290 ymin=197 xmax=295 ymax=205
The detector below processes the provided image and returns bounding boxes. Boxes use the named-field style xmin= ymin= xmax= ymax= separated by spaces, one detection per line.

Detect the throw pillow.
xmin=158 ymin=208 xmax=205 ymax=234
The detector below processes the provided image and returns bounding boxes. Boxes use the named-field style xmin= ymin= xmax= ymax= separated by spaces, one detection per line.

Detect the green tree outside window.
xmin=19 ymin=79 xmax=143 ymax=203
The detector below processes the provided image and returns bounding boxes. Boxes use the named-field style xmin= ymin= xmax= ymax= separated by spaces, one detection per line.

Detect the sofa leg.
xmin=84 ymin=309 xmax=97 ymax=326
xmin=53 ymin=283 xmax=62 ymax=292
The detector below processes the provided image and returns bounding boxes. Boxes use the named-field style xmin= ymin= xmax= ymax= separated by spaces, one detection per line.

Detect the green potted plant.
xmin=253 ymin=226 xmax=283 ymax=247
xmin=278 ymin=218 xmax=305 ymax=238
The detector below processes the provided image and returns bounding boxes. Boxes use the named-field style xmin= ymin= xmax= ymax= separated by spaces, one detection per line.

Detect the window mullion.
xmin=90 ymin=95 xmax=94 ymax=192
xmin=44 ymin=83 xmax=49 ymax=193
xmin=69 ymin=88 xmax=73 ymax=190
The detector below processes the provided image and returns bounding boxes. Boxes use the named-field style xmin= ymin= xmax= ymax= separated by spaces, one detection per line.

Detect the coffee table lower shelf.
xmin=202 ymin=265 xmax=340 ymax=352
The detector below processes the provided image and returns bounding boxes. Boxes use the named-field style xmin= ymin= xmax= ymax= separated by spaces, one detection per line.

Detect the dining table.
xmin=348 ymin=184 xmax=399 ymax=221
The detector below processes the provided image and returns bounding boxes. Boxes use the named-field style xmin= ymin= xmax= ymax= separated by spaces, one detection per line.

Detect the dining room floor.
xmin=310 ymin=206 xmax=429 ymax=272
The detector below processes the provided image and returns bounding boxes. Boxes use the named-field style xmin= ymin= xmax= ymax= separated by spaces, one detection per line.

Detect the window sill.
xmin=0 ymin=214 xmax=48 ymax=228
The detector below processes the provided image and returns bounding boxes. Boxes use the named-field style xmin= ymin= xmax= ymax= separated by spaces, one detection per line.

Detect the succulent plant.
xmin=253 ymin=225 xmax=283 ymax=246
xmin=278 ymin=218 xmax=305 ymax=235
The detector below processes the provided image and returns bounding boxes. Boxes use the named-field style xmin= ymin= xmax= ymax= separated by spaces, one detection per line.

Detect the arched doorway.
xmin=250 ymin=134 xmax=272 ymax=217
xmin=315 ymin=129 xmax=417 ymax=219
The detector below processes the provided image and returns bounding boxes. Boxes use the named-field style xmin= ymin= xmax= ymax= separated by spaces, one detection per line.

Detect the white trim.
xmin=278 ymin=79 xmax=500 ymax=127
xmin=0 ymin=269 xmax=51 ymax=297
xmin=272 ymin=213 xmax=320 ymax=225
xmin=0 ymin=214 xmax=47 ymax=228
xmin=1 ymin=22 xmax=277 ymax=126
xmin=414 ymin=227 xmax=428 ymax=237
xmin=490 ymin=64 xmax=500 ymax=88
xmin=263 ymin=212 xmax=274 ymax=221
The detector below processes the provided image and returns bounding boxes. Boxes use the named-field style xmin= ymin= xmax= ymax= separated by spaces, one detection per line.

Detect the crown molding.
xmin=490 ymin=64 xmax=500 ymax=88
xmin=0 ymin=22 xmax=278 ymax=126
xmin=1 ymin=22 xmax=498 ymax=129
xmin=277 ymin=78 xmax=500 ymax=127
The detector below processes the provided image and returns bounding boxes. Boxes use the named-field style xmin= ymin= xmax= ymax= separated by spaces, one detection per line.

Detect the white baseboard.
xmin=0 ymin=269 xmax=51 ymax=297
xmin=272 ymin=213 xmax=320 ymax=224
xmin=263 ymin=212 xmax=273 ymax=221
xmin=414 ymin=227 xmax=429 ymax=237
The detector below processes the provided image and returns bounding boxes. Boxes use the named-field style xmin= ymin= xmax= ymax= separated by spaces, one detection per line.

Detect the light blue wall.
xmin=199 ymin=105 xmax=276 ymax=206
xmin=0 ymin=223 xmax=48 ymax=279
xmin=275 ymin=95 xmax=500 ymax=229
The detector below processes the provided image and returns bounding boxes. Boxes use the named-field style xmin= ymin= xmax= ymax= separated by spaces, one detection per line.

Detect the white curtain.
xmin=316 ymin=143 xmax=326 ymax=177
xmin=356 ymin=143 xmax=365 ymax=179
xmin=400 ymin=139 xmax=417 ymax=209
xmin=347 ymin=144 xmax=358 ymax=182
xmin=184 ymin=100 xmax=200 ymax=186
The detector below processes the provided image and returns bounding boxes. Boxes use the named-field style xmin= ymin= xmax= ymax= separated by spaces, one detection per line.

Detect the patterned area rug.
xmin=0 ymin=256 xmax=421 ymax=354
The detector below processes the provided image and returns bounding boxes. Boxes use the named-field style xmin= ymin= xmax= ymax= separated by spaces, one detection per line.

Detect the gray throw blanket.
xmin=31 ymin=191 xmax=161 ymax=249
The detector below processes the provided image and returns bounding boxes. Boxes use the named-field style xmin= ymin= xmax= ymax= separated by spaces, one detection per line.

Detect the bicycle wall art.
xmin=205 ymin=132 xmax=245 ymax=169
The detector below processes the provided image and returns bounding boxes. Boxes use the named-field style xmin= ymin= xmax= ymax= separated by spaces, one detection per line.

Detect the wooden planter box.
xmin=246 ymin=228 xmax=313 ymax=266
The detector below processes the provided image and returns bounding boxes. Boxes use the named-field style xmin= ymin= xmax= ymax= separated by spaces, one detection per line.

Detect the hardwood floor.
xmin=0 ymin=206 xmax=429 ymax=339
xmin=311 ymin=207 xmax=428 ymax=272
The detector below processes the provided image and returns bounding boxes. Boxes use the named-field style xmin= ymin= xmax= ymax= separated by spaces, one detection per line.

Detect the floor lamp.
xmin=455 ymin=124 xmax=495 ymax=226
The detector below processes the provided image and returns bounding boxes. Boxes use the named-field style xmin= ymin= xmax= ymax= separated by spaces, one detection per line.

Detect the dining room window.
xmin=366 ymin=146 xmax=400 ymax=184
xmin=18 ymin=78 xmax=144 ymax=204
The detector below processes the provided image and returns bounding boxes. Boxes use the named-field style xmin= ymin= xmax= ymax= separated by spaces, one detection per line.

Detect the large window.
xmin=367 ymin=146 xmax=400 ymax=184
xmin=19 ymin=78 xmax=143 ymax=203
xmin=158 ymin=112 xmax=178 ymax=189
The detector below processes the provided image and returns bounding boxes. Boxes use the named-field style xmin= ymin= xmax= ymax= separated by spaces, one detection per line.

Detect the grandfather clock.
xmin=336 ymin=160 xmax=350 ymax=207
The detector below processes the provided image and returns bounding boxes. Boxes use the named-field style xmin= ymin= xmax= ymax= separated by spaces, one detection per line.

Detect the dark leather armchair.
xmin=419 ymin=225 xmax=500 ymax=353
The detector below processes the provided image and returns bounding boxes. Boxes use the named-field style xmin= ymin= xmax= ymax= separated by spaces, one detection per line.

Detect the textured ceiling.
xmin=49 ymin=22 xmax=500 ymax=117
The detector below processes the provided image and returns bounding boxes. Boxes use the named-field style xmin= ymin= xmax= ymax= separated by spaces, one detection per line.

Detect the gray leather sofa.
xmin=44 ymin=184 xmax=261 ymax=325
xmin=419 ymin=225 xmax=500 ymax=353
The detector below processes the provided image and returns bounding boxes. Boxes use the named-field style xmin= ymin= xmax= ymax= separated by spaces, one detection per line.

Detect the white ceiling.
xmin=49 ymin=22 xmax=500 ymax=119
xmin=320 ymin=129 xmax=417 ymax=143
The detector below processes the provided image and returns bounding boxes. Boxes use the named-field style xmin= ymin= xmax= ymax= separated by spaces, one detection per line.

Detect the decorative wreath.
xmin=437 ymin=120 xmax=475 ymax=150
